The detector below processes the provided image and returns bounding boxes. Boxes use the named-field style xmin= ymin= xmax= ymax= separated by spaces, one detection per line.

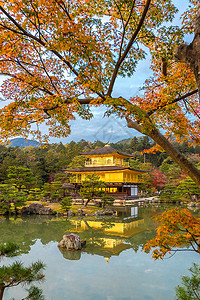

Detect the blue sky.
xmin=57 ymin=59 xmax=151 ymax=143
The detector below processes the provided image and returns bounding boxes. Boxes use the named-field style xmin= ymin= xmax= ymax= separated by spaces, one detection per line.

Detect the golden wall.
xmin=74 ymin=171 xmax=139 ymax=183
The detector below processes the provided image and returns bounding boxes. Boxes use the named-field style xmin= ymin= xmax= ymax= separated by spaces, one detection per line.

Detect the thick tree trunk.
xmin=0 ymin=287 xmax=5 ymax=300
xmin=126 ymin=117 xmax=200 ymax=187
xmin=148 ymin=127 xmax=200 ymax=188
xmin=197 ymin=237 xmax=200 ymax=253
xmin=146 ymin=4 xmax=200 ymax=187
xmin=175 ymin=3 xmax=200 ymax=100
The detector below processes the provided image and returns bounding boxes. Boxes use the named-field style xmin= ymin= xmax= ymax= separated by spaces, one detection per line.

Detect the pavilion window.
xmin=93 ymin=159 xmax=98 ymax=165
xmin=107 ymin=159 xmax=112 ymax=165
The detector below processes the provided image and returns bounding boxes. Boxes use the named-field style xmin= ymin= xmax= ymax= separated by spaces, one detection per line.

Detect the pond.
xmin=0 ymin=205 xmax=199 ymax=300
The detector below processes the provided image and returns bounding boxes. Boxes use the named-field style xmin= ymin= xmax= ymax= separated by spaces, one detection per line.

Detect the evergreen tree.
xmin=80 ymin=174 xmax=106 ymax=206
xmin=159 ymin=183 xmax=179 ymax=203
xmin=175 ymin=263 xmax=200 ymax=300
xmin=101 ymin=195 xmax=115 ymax=208
xmin=61 ymin=197 xmax=72 ymax=212
xmin=0 ymin=261 xmax=45 ymax=300
xmin=68 ymin=156 xmax=86 ymax=168
xmin=0 ymin=242 xmax=45 ymax=300
xmin=6 ymin=166 xmax=36 ymax=191
xmin=176 ymin=177 xmax=200 ymax=202
xmin=0 ymin=184 xmax=26 ymax=214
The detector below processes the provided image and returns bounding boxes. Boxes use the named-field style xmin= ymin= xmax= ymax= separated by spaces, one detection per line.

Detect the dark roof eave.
xmin=64 ymin=166 xmax=147 ymax=173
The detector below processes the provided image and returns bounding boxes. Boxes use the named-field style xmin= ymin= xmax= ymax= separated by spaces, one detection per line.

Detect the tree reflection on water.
xmin=0 ymin=206 xmax=171 ymax=260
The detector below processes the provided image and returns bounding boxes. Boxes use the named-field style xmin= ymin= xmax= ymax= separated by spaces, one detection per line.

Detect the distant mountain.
xmin=116 ymin=136 xmax=153 ymax=145
xmin=116 ymin=138 xmax=133 ymax=144
xmin=9 ymin=138 xmax=41 ymax=148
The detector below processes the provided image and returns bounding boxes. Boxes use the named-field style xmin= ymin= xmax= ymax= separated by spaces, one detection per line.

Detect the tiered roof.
xmin=80 ymin=145 xmax=133 ymax=158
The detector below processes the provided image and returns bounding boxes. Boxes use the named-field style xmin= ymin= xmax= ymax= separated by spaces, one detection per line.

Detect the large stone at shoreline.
xmin=58 ymin=233 xmax=83 ymax=250
xmin=20 ymin=203 xmax=54 ymax=215
xmin=29 ymin=202 xmax=44 ymax=209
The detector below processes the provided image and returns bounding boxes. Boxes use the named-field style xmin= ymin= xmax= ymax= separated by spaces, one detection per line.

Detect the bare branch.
xmin=184 ymin=98 xmax=200 ymax=120
xmin=0 ymin=23 xmax=24 ymax=36
xmin=29 ymin=0 xmax=44 ymax=40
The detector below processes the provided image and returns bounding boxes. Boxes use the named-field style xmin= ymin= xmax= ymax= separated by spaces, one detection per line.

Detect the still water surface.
xmin=0 ymin=205 xmax=199 ymax=300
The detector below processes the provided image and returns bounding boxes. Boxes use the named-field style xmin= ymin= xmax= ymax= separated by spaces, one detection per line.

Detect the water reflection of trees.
xmin=0 ymin=216 xmax=72 ymax=255
xmin=0 ymin=207 xmax=165 ymax=260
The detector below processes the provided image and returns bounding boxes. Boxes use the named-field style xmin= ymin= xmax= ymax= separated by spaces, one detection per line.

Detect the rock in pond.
xmin=56 ymin=212 xmax=64 ymax=217
xmin=58 ymin=233 xmax=86 ymax=250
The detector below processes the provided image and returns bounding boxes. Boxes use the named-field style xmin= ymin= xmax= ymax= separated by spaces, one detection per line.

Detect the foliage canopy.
xmin=0 ymin=0 xmax=200 ymax=185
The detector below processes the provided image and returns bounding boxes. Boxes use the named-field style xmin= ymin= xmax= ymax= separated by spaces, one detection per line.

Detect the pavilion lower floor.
xmin=67 ymin=182 xmax=139 ymax=199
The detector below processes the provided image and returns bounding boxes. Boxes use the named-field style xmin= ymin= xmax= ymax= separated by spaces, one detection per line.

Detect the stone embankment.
xmin=71 ymin=197 xmax=159 ymax=207
xmin=20 ymin=203 xmax=55 ymax=215
xmin=20 ymin=202 xmax=116 ymax=217
xmin=114 ymin=196 xmax=159 ymax=206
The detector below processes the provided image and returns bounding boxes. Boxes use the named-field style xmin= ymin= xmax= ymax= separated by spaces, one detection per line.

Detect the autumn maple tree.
xmin=0 ymin=0 xmax=200 ymax=186
xmin=144 ymin=208 xmax=200 ymax=260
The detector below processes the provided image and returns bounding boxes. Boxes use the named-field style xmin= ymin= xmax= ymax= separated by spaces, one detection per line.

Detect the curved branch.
xmin=125 ymin=116 xmax=143 ymax=133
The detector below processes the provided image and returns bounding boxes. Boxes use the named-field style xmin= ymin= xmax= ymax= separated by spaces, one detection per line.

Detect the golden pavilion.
xmin=65 ymin=143 xmax=146 ymax=198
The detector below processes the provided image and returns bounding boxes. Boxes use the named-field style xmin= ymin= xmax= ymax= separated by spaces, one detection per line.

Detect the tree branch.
xmin=107 ymin=0 xmax=151 ymax=96
xmin=147 ymin=89 xmax=198 ymax=117
xmin=118 ymin=0 xmax=136 ymax=58
xmin=0 ymin=5 xmax=78 ymax=76
xmin=125 ymin=116 xmax=143 ymax=133
xmin=32 ymin=42 xmax=60 ymax=94
xmin=0 ymin=72 xmax=55 ymax=96
xmin=54 ymin=0 xmax=72 ymax=21
xmin=0 ymin=5 xmax=105 ymax=100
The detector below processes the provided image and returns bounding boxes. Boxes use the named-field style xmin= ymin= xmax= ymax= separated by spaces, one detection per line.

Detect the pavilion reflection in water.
xmin=64 ymin=206 xmax=145 ymax=261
